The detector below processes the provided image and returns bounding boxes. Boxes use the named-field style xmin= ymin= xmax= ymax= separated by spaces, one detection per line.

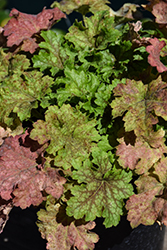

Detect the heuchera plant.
xmin=0 ymin=0 xmax=167 ymax=248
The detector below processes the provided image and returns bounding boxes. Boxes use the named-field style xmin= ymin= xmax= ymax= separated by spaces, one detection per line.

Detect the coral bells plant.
xmin=1 ymin=0 xmax=167 ymax=249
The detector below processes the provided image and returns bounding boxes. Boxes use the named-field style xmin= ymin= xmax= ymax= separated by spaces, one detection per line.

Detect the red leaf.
xmin=125 ymin=169 xmax=167 ymax=228
xmin=143 ymin=1 xmax=167 ymax=24
xmin=12 ymin=169 xmax=46 ymax=209
xmin=116 ymin=137 xmax=164 ymax=174
xmin=0 ymin=132 xmax=66 ymax=209
xmin=44 ymin=168 xmax=66 ymax=199
xmin=146 ymin=37 xmax=167 ymax=73
xmin=3 ymin=8 xmax=66 ymax=53
xmin=126 ymin=175 xmax=163 ymax=228
xmin=152 ymin=1 xmax=167 ymax=24
xmin=21 ymin=38 xmax=38 ymax=54
xmin=126 ymin=190 xmax=160 ymax=228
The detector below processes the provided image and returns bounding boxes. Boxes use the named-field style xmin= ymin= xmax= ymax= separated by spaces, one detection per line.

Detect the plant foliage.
xmin=1 ymin=0 xmax=167 ymax=249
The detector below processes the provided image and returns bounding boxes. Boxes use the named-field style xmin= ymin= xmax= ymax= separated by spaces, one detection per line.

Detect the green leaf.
xmin=66 ymin=150 xmax=133 ymax=228
xmin=142 ymin=18 xmax=163 ymax=36
xmin=0 ymin=49 xmax=10 ymax=82
xmin=56 ymin=64 xmax=117 ymax=118
xmin=97 ymin=135 xmax=113 ymax=151
xmin=0 ymin=54 xmax=53 ymax=126
xmin=10 ymin=54 xmax=30 ymax=75
xmin=0 ymin=50 xmax=30 ymax=82
xmin=51 ymin=0 xmax=110 ymax=15
xmin=94 ymin=83 xmax=114 ymax=116
xmin=111 ymin=76 xmax=167 ymax=140
xmin=30 ymin=104 xmax=101 ymax=169
xmin=32 ymin=30 xmax=69 ymax=76
xmin=110 ymin=40 xmax=132 ymax=74
xmin=133 ymin=46 xmax=147 ymax=61
xmin=78 ymin=49 xmax=116 ymax=80
xmin=65 ymin=11 xmax=121 ymax=51
xmin=56 ymin=67 xmax=100 ymax=107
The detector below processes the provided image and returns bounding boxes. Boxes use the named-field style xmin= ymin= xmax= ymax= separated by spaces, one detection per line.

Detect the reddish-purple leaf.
xmin=0 ymin=131 xmax=66 ymax=209
xmin=116 ymin=137 xmax=164 ymax=174
xmin=146 ymin=37 xmax=167 ymax=73
xmin=144 ymin=1 xmax=167 ymax=24
xmin=154 ymin=157 xmax=167 ymax=183
xmin=44 ymin=221 xmax=99 ymax=250
xmin=3 ymin=8 xmax=66 ymax=53
xmin=12 ymin=167 xmax=66 ymax=209
xmin=152 ymin=1 xmax=167 ymax=24
xmin=126 ymin=175 xmax=163 ymax=228
xmin=12 ymin=170 xmax=46 ymax=209
xmin=44 ymin=167 xmax=66 ymax=199
xmin=37 ymin=201 xmax=99 ymax=250
xmin=150 ymin=158 xmax=167 ymax=226
xmin=111 ymin=76 xmax=167 ymax=142
xmin=126 ymin=158 xmax=167 ymax=228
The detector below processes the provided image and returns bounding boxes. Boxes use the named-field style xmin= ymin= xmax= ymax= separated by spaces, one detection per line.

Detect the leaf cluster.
xmin=1 ymin=0 xmax=167 ymax=249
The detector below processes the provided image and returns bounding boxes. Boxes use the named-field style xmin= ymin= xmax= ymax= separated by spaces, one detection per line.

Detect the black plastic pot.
xmin=93 ymin=217 xmax=165 ymax=250
xmin=0 ymin=206 xmax=165 ymax=250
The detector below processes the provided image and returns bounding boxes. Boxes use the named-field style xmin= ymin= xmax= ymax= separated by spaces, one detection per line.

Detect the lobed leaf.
xmin=126 ymin=167 xmax=167 ymax=228
xmin=66 ymin=150 xmax=133 ymax=228
xmin=116 ymin=137 xmax=165 ymax=174
xmin=0 ymin=131 xmax=66 ymax=209
xmin=78 ymin=49 xmax=115 ymax=75
xmin=94 ymin=82 xmax=116 ymax=116
xmin=51 ymin=0 xmax=110 ymax=15
xmin=30 ymin=104 xmax=101 ymax=169
xmin=0 ymin=49 xmax=11 ymax=82
xmin=143 ymin=1 xmax=167 ymax=25
xmin=65 ymin=11 xmax=121 ymax=51
xmin=111 ymin=76 xmax=167 ymax=140
xmin=0 ymin=58 xmax=54 ymax=126
xmin=56 ymin=67 xmax=100 ymax=107
xmin=97 ymin=135 xmax=113 ymax=152
xmin=32 ymin=30 xmax=69 ymax=76
xmin=37 ymin=198 xmax=99 ymax=250
xmin=3 ymin=8 xmax=66 ymax=53
xmin=146 ymin=37 xmax=167 ymax=73
xmin=126 ymin=175 xmax=163 ymax=228
xmin=0 ymin=50 xmax=30 ymax=82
